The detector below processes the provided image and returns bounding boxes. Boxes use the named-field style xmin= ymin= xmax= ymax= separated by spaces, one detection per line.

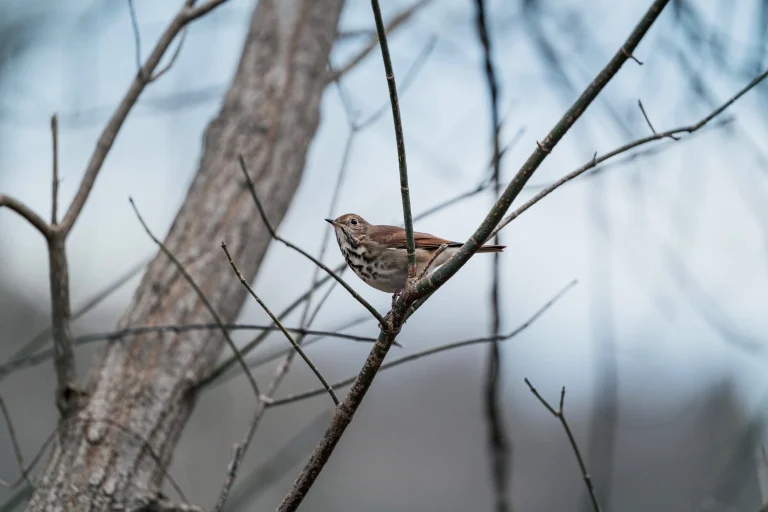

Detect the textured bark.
xmin=26 ymin=1 xmax=343 ymax=510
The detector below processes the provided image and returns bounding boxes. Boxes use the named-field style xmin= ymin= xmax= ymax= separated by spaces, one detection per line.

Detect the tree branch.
xmin=129 ymin=198 xmax=261 ymax=399
xmin=370 ymin=0 xmax=416 ymax=280
xmin=269 ymin=280 xmax=576 ymax=408
xmin=56 ymin=0 xmax=232 ymax=236
xmin=325 ymin=0 xmax=433 ymax=84
xmin=238 ymin=156 xmax=386 ymax=327
xmin=524 ymin=379 xmax=602 ymax=512
xmin=0 ymin=194 xmax=51 ymax=239
xmin=489 ymin=65 xmax=768 ymax=239
xmin=220 ymin=242 xmax=339 ymax=406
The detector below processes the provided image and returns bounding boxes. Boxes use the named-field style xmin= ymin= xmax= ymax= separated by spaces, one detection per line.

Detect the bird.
xmin=326 ymin=213 xmax=505 ymax=294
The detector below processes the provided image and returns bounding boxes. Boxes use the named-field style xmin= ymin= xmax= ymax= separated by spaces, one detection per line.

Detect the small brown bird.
xmin=326 ymin=213 xmax=505 ymax=293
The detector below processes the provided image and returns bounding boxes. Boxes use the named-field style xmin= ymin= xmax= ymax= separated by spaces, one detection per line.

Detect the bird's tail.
xmin=476 ymin=244 xmax=505 ymax=253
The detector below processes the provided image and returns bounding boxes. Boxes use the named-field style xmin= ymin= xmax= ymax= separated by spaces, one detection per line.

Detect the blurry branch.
xmin=127 ymin=0 xmax=142 ymax=77
xmin=129 ymin=198 xmax=262 ymax=399
xmin=355 ymin=35 xmax=437 ymax=130
xmin=524 ymin=379 xmax=602 ymax=512
xmin=473 ymin=0 xmax=511 ymax=510
xmin=238 ymin=155 xmax=386 ymax=326
xmin=226 ymin=410 xmax=333 ymax=511
xmin=221 ymin=242 xmax=339 ymax=406
xmin=0 ymin=257 xmax=149 ymax=385
xmin=0 ymin=323 xmax=378 ymax=379
xmin=325 ymin=0 xmax=434 ymax=84
xmin=0 ymin=393 xmax=30 ymax=489
xmin=268 ymin=280 xmax=577 ymax=408
xmin=58 ymin=0 xmax=231 ymax=235
xmin=489 ymin=65 xmax=768 ymax=239
xmin=279 ymin=2 xmax=670 ymax=509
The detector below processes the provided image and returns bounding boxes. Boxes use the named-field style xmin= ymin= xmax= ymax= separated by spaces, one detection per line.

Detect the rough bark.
xmin=26 ymin=1 xmax=344 ymax=510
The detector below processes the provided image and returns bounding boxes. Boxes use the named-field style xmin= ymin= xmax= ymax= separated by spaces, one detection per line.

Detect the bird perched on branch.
xmin=326 ymin=213 xmax=505 ymax=294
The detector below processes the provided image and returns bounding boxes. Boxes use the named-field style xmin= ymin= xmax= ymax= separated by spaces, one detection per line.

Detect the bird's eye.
xmin=350 ymin=218 xmax=358 ymax=225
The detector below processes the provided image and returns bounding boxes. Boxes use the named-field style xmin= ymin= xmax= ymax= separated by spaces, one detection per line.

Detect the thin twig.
xmin=278 ymin=2 xmax=670 ymax=508
xmin=127 ymin=0 xmax=143 ymax=79
xmin=473 ymin=1 xmax=511 ymax=510
xmin=370 ymin=0 xmax=416 ymax=281
xmin=270 ymin=280 xmax=577 ymax=407
xmin=221 ymin=242 xmax=339 ymax=406
xmin=150 ymin=26 xmax=188 ymax=82
xmin=325 ymin=0 xmax=434 ymax=84
xmin=524 ymin=379 xmax=602 ymax=512
xmin=637 ymin=99 xmax=679 ymax=140
xmin=0 ymin=393 xmax=30 ymax=489
xmin=195 ymin=263 xmax=348 ymax=389
xmin=128 ymin=197 xmax=261 ymax=399
xmin=489 ymin=66 xmax=768 ymax=239
xmin=51 ymin=114 xmax=59 ymax=224
xmin=417 ymin=243 xmax=447 ymax=280
xmin=237 ymin=155 xmax=386 ymax=326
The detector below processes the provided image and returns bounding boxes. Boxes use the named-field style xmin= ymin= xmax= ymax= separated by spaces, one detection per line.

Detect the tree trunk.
xmin=26 ymin=1 xmax=344 ymax=510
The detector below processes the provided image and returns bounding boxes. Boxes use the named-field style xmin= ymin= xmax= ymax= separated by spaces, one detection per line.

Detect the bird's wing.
xmin=368 ymin=225 xmax=461 ymax=250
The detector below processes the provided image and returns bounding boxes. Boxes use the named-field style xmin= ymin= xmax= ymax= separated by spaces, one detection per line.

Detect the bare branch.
xmin=237 ymin=156 xmax=386 ymax=327
xmin=269 ymin=280 xmax=577 ymax=408
xmin=325 ymin=0 xmax=434 ymax=84
xmin=370 ymin=0 xmax=416 ymax=281
xmin=195 ymin=263 xmax=349 ymax=389
xmin=417 ymin=243 xmax=447 ymax=280
xmin=0 ymin=393 xmax=30 ymax=489
xmin=57 ymin=0 xmax=232 ymax=236
xmin=0 ymin=323 xmax=379 ymax=379
xmin=127 ymin=0 xmax=143 ymax=78
xmin=489 ymin=66 xmax=768 ymax=239
xmin=150 ymin=27 xmax=188 ymax=82
xmin=221 ymin=242 xmax=339 ymax=406
xmin=128 ymin=198 xmax=261 ymax=399
xmin=524 ymin=379 xmax=602 ymax=512
xmin=0 ymin=194 xmax=52 ymax=239
xmin=51 ymin=114 xmax=59 ymax=224
xmin=0 ymin=257 xmax=149 ymax=386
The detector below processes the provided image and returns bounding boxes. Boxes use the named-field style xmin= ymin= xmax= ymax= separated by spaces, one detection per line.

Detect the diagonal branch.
xmin=221 ymin=242 xmax=339 ymax=406
xmin=56 ymin=0 xmax=233 ymax=236
xmin=488 ymin=65 xmax=768 ymax=239
xmin=325 ymin=0 xmax=434 ymax=84
xmin=268 ymin=280 xmax=576 ymax=407
xmin=524 ymin=379 xmax=602 ymax=512
xmin=237 ymin=156 xmax=386 ymax=326
xmin=129 ymin=198 xmax=261 ymax=400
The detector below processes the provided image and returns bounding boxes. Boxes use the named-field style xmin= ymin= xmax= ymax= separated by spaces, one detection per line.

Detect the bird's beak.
xmin=325 ymin=218 xmax=336 ymax=226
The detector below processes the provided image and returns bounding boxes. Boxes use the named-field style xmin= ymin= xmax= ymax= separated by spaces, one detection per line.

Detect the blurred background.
xmin=1 ymin=0 xmax=768 ymax=510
